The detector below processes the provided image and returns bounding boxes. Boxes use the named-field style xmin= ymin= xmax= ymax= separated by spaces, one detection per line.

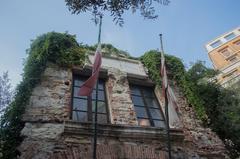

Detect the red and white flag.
xmin=160 ymin=52 xmax=178 ymax=111
xmin=78 ymin=44 xmax=102 ymax=96
xmin=160 ymin=51 xmax=181 ymax=128
xmin=161 ymin=51 xmax=168 ymax=96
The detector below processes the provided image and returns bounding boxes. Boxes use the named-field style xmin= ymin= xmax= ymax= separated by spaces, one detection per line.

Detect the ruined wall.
xmin=174 ymin=87 xmax=228 ymax=158
xmin=19 ymin=63 xmax=229 ymax=159
xmin=155 ymin=86 xmax=228 ymax=158
xmin=19 ymin=64 xmax=72 ymax=159
xmin=106 ymin=68 xmax=138 ymax=125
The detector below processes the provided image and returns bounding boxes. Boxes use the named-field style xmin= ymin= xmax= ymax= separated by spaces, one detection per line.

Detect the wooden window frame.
xmin=71 ymin=74 xmax=109 ymax=124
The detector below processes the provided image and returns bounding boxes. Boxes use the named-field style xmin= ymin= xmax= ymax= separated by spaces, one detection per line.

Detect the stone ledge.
xmin=63 ymin=120 xmax=184 ymax=142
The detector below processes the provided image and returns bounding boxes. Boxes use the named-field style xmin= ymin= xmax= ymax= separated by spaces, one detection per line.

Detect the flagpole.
xmin=93 ymin=15 xmax=102 ymax=159
xmin=159 ymin=34 xmax=172 ymax=159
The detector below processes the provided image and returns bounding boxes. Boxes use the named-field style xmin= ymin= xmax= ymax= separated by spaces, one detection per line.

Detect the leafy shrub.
xmin=140 ymin=51 xmax=208 ymax=121
xmin=0 ymin=32 xmax=85 ymax=159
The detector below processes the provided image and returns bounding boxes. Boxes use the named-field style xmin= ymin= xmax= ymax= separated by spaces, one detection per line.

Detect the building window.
xmin=223 ymin=70 xmax=238 ymax=79
xmin=228 ymin=56 xmax=238 ymax=63
xmin=210 ymin=40 xmax=222 ymax=48
xmin=219 ymin=48 xmax=232 ymax=58
xmin=130 ymin=85 xmax=165 ymax=128
xmin=224 ymin=32 xmax=236 ymax=41
xmin=234 ymin=40 xmax=240 ymax=46
xmin=72 ymin=75 xmax=108 ymax=123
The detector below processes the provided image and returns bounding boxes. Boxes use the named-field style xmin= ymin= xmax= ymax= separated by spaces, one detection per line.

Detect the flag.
xmin=160 ymin=52 xmax=178 ymax=112
xmin=78 ymin=44 xmax=102 ymax=96
xmin=160 ymin=51 xmax=181 ymax=130
xmin=161 ymin=51 xmax=168 ymax=97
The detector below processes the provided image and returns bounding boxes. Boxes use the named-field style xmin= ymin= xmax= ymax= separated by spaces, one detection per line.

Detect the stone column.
xmin=19 ymin=63 xmax=72 ymax=159
xmin=106 ymin=68 xmax=138 ymax=125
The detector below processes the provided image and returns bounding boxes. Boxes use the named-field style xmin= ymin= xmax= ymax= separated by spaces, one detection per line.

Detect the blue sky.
xmin=0 ymin=0 xmax=239 ymax=87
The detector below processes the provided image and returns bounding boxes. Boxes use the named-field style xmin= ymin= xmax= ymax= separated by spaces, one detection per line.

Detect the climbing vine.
xmin=141 ymin=52 xmax=240 ymax=158
xmin=1 ymin=32 xmax=238 ymax=158
xmin=0 ymin=32 xmax=85 ymax=159
xmin=140 ymin=50 xmax=208 ymax=122
xmin=81 ymin=43 xmax=131 ymax=58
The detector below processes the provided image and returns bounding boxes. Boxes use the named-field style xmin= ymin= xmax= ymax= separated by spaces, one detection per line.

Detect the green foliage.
xmin=140 ymin=50 xmax=161 ymax=85
xmin=0 ymin=32 xmax=85 ymax=159
xmin=185 ymin=61 xmax=240 ymax=158
xmin=140 ymin=51 xmax=208 ymax=121
xmin=183 ymin=61 xmax=218 ymax=122
xmin=214 ymin=84 xmax=240 ymax=158
xmin=65 ymin=0 xmax=170 ymax=26
xmin=141 ymin=52 xmax=240 ymax=158
xmin=81 ymin=43 xmax=131 ymax=58
xmin=140 ymin=50 xmax=186 ymax=85
xmin=187 ymin=61 xmax=218 ymax=82
xmin=1 ymin=33 xmax=239 ymax=158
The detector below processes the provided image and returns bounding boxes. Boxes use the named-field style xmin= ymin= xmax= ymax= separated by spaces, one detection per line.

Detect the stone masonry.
xmin=106 ymin=68 xmax=138 ymax=125
xmin=18 ymin=55 xmax=229 ymax=159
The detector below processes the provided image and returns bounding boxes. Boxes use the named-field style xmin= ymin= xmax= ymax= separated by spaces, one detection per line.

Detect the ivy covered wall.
xmin=0 ymin=32 xmax=239 ymax=158
xmin=140 ymin=50 xmax=208 ymax=122
xmin=0 ymin=32 xmax=85 ymax=159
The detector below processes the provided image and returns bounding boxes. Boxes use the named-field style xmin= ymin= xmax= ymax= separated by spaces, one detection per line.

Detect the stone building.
xmin=205 ymin=27 xmax=240 ymax=87
xmin=18 ymin=50 xmax=228 ymax=159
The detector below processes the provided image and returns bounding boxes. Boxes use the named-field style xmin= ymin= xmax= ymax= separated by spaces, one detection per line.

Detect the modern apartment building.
xmin=205 ymin=27 xmax=240 ymax=87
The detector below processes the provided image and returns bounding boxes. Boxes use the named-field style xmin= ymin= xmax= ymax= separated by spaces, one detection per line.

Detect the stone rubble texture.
xmin=19 ymin=60 xmax=229 ymax=159
xmin=106 ymin=68 xmax=138 ymax=125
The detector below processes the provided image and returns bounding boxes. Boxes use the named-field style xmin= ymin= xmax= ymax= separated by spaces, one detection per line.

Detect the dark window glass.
xmin=72 ymin=111 xmax=88 ymax=122
xmin=134 ymin=106 xmax=148 ymax=118
xmin=130 ymin=86 xmax=141 ymax=96
xmin=72 ymin=75 xmax=108 ymax=123
xmin=92 ymin=90 xmax=105 ymax=101
xmin=130 ymin=85 xmax=165 ymax=128
xmin=73 ymin=98 xmax=87 ymax=111
xmin=145 ymin=98 xmax=159 ymax=108
xmin=143 ymin=89 xmax=154 ymax=97
xmin=132 ymin=96 xmax=144 ymax=106
xmin=92 ymin=113 xmax=108 ymax=124
xmin=74 ymin=79 xmax=85 ymax=87
xmin=92 ymin=101 xmax=106 ymax=113
xmin=153 ymin=120 xmax=165 ymax=128
xmin=96 ymin=81 xmax=104 ymax=90
xmin=149 ymin=108 xmax=163 ymax=120
xmin=73 ymin=87 xmax=87 ymax=99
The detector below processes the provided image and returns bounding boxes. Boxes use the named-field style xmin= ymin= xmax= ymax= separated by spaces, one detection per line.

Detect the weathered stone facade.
xmin=106 ymin=68 xmax=138 ymax=125
xmin=19 ymin=55 xmax=229 ymax=159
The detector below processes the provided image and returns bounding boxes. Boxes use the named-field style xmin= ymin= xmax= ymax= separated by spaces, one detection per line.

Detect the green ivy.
xmin=81 ymin=43 xmax=132 ymax=58
xmin=141 ymin=52 xmax=240 ymax=158
xmin=140 ymin=50 xmax=208 ymax=122
xmin=140 ymin=50 xmax=161 ymax=85
xmin=0 ymin=32 xmax=85 ymax=159
xmin=1 ymin=32 xmax=238 ymax=158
